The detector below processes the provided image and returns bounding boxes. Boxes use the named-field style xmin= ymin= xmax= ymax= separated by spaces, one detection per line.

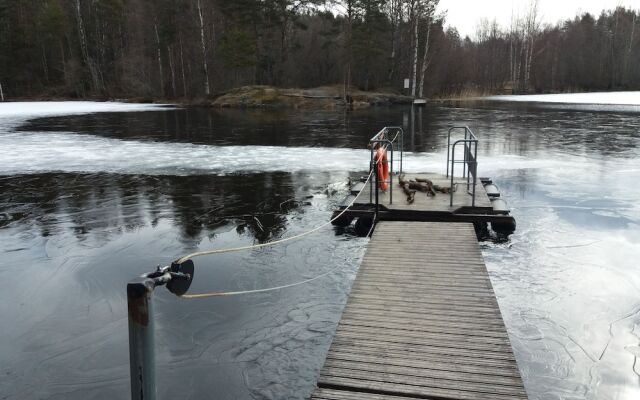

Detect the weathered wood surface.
xmin=359 ymin=173 xmax=492 ymax=211
xmin=311 ymin=221 xmax=527 ymax=400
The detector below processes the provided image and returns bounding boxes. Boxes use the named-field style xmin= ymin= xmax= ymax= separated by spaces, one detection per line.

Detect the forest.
xmin=0 ymin=0 xmax=638 ymax=100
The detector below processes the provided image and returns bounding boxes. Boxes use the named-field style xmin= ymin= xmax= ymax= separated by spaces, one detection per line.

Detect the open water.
xmin=0 ymin=101 xmax=639 ymax=399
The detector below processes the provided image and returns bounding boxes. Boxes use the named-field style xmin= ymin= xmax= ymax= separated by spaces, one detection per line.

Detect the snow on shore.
xmin=486 ymin=91 xmax=640 ymax=105
xmin=0 ymin=101 xmax=173 ymax=128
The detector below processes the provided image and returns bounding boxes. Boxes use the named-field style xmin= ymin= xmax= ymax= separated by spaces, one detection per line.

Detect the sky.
xmin=437 ymin=0 xmax=639 ymax=38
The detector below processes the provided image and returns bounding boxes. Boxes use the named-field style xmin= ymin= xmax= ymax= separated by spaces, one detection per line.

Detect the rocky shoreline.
xmin=200 ymin=85 xmax=413 ymax=108
xmin=5 ymin=85 xmax=415 ymax=108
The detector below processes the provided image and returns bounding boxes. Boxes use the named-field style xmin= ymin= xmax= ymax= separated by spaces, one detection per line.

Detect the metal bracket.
xmin=127 ymin=259 xmax=195 ymax=400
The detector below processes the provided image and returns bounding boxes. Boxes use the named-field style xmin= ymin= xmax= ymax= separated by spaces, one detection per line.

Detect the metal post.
xmin=126 ymin=261 xmax=194 ymax=400
xmin=369 ymin=147 xmax=374 ymax=204
xmin=398 ymin=128 xmax=404 ymax=175
xmin=375 ymin=157 xmax=379 ymax=217
xmin=472 ymin=141 xmax=478 ymax=207
xmin=446 ymin=127 xmax=452 ymax=177
xmin=463 ymin=129 xmax=468 ymax=178
xmin=389 ymin=145 xmax=393 ymax=205
xmin=450 ymin=145 xmax=455 ymax=207
xmin=127 ymin=278 xmax=158 ymax=400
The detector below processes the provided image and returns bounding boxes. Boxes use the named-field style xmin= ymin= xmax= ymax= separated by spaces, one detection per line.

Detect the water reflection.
xmin=21 ymin=107 xmax=401 ymax=149
xmin=0 ymin=173 xmax=301 ymax=244
xmin=0 ymin=169 xmax=365 ymax=400
xmin=2 ymin=101 xmax=640 ymax=400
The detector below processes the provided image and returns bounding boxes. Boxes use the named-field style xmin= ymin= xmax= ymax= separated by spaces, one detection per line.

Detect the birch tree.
xmin=74 ymin=0 xmax=100 ymax=93
xmin=410 ymin=0 xmax=419 ymax=97
xmin=409 ymin=0 xmax=439 ymax=98
xmin=154 ymin=23 xmax=164 ymax=95
xmin=522 ymin=0 xmax=539 ymax=91
xmin=196 ymin=0 xmax=210 ymax=96
xmin=385 ymin=0 xmax=402 ymax=83
xmin=417 ymin=2 xmax=439 ymax=98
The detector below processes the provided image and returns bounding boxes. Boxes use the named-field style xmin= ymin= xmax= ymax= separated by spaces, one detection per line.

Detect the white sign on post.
xmin=403 ymin=79 xmax=410 ymax=89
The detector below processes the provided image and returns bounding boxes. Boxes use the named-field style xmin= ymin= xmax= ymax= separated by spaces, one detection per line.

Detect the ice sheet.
xmin=486 ymin=92 xmax=640 ymax=105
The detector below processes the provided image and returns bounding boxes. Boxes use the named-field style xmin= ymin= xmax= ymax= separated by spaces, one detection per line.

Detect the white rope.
xmin=176 ymin=153 xmax=386 ymax=299
xmin=176 ymin=169 xmax=374 ymax=264
xmin=180 ymin=263 xmax=345 ymax=299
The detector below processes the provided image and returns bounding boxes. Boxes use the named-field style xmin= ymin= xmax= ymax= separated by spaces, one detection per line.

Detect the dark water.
xmin=1 ymin=102 xmax=639 ymax=399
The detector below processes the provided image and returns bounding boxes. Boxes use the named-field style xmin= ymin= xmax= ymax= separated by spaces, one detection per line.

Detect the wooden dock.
xmin=359 ymin=173 xmax=493 ymax=213
xmin=311 ymin=221 xmax=527 ymax=400
xmin=335 ymin=173 xmax=516 ymax=232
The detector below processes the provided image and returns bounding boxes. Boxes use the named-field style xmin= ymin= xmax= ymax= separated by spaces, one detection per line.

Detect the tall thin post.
xmin=450 ymin=145 xmax=455 ymax=207
xmin=375 ymin=155 xmax=379 ymax=217
xmin=389 ymin=145 xmax=393 ymax=205
xmin=399 ymin=128 xmax=403 ymax=175
xmin=0 ymin=82 xmax=4 ymax=101
xmin=126 ymin=261 xmax=193 ymax=400
xmin=127 ymin=278 xmax=158 ymax=400
xmin=369 ymin=150 xmax=374 ymax=204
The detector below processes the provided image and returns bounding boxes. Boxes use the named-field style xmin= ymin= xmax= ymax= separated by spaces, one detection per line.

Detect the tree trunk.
xmin=0 ymin=82 xmax=4 ymax=101
xmin=519 ymin=29 xmax=527 ymax=92
xmin=626 ymin=14 xmax=636 ymax=83
xmin=418 ymin=21 xmax=431 ymax=99
xmin=525 ymin=36 xmax=534 ymax=90
xmin=523 ymin=0 xmax=538 ymax=92
xmin=343 ymin=1 xmax=354 ymax=103
xmin=154 ymin=23 xmax=164 ymax=96
xmin=74 ymin=0 xmax=100 ymax=93
xmin=60 ymin=40 xmax=67 ymax=83
xmin=196 ymin=0 xmax=210 ymax=96
xmin=42 ymin=44 xmax=49 ymax=83
xmin=179 ymin=32 xmax=188 ymax=98
xmin=411 ymin=11 xmax=419 ymax=98
xmin=168 ymin=45 xmax=177 ymax=98
xmin=387 ymin=0 xmax=400 ymax=83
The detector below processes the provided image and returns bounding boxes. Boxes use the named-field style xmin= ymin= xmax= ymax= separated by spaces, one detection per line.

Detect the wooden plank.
xmin=340 ymin=310 xmax=509 ymax=329
xmin=341 ymin=302 xmax=503 ymax=320
xmin=318 ymin=376 xmax=526 ymax=400
xmin=331 ymin=331 xmax=514 ymax=354
xmin=329 ymin=338 xmax=518 ymax=362
xmin=325 ymin=348 xmax=520 ymax=371
xmin=311 ymin=221 xmax=527 ymax=400
xmin=349 ymin=285 xmax=498 ymax=299
xmin=322 ymin=359 xmax=524 ymax=388
xmin=319 ymin=368 xmax=527 ymax=396
xmin=345 ymin=296 xmax=501 ymax=313
xmin=353 ymin=278 xmax=493 ymax=291
xmin=347 ymin=288 xmax=500 ymax=303
xmin=338 ymin=314 xmax=510 ymax=335
xmin=337 ymin=318 xmax=509 ymax=339
xmin=312 ymin=387 xmax=418 ymax=400
xmin=346 ymin=295 xmax=499 ymax=310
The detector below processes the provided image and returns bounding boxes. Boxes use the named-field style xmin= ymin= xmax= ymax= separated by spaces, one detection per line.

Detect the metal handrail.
xmin=369 ymin=139 xmax=393 ymax=205
xmin=368 ymin=127 xmax=403 ymax=206
xmin=447 ymin=126 xmax=479 ymax=207
xmin=370 ymin=126 xmax=404 ymax=175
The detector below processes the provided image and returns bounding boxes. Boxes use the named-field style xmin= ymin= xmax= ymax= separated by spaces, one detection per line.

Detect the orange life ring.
xmin=376 ymin=147 xmax=389 ymax=191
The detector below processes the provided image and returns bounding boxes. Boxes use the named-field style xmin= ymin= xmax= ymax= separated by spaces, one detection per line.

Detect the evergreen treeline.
xmin=0 ymin=0 xmax=638 ymax=100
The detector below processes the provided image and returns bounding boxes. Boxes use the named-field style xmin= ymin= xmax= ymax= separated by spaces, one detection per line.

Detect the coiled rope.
xmin=178 ymin=167 xmax=377 ymax=299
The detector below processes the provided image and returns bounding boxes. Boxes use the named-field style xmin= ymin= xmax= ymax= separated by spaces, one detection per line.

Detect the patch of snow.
xmin=0 ymin=129 xmax=586 ymax=176
xmin=485 ymin=92 xmax=640 ymax=106
xmin=0 ymin=101 xmax=173 ymax=129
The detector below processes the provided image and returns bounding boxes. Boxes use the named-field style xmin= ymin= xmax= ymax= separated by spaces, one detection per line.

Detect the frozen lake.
xmin=1 ymin=98 xmax=639 ymax=399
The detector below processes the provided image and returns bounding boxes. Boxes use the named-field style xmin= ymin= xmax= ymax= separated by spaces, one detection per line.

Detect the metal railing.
xmin=446 ymin=126 xmax=479 ymax=207
xmin=369 ymin=127 xmax=404 ymax=206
